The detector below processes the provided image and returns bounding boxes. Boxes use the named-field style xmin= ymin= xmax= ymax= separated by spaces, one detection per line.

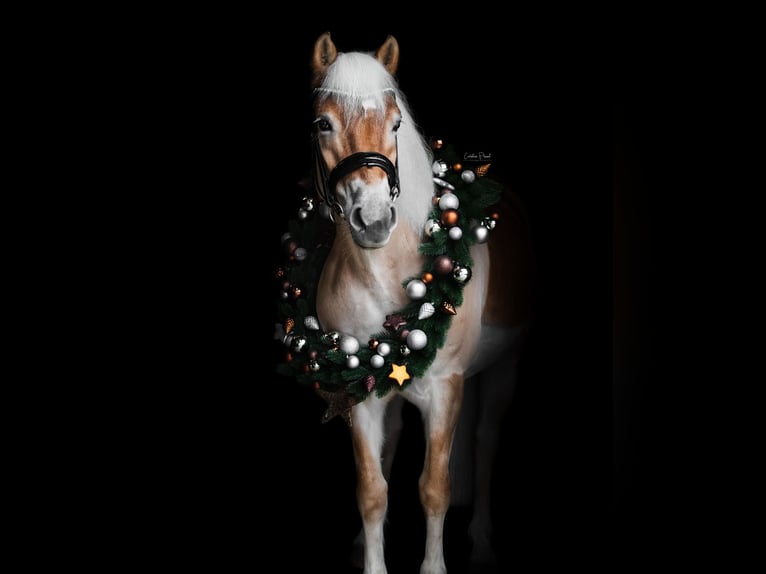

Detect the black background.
xmin=124 ymin=21 xmax=693 ymax=573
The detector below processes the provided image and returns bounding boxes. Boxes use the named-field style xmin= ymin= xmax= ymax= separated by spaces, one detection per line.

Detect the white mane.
xmin=315 ymin=51 xmax=435 ymax=233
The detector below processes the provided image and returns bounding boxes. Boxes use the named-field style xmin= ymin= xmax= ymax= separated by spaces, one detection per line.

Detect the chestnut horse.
xmin=306 ymin=32 xmax=531 ymax=573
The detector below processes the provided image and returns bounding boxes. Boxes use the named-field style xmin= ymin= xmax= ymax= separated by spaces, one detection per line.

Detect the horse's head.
xmin=311 ymin=33 xmax=402 ymax=249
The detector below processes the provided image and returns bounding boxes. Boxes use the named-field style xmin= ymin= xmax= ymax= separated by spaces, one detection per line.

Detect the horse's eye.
xmin=393 ymin=119 xmax=402 ymax=132
xmin=315 ymin=118 xmax=332 ymax=132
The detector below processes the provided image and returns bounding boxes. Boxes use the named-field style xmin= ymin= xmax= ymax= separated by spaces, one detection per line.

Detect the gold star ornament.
xmin=388 ymin=363 xmax=411 ymax=386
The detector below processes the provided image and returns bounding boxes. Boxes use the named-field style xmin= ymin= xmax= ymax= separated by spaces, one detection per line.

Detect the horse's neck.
xmin=316 ymin=121 xmax=433 ymax=337
xmin=317 ymin=222 xmax=423 ymax=337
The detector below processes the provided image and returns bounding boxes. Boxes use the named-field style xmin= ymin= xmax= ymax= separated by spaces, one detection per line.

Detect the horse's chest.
xmin=318 ymin=282 xmax=401 ymax=337
xmin=317 ymin=268 xmax=406 ymax=339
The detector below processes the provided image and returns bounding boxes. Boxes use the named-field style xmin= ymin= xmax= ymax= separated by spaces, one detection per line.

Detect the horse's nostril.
xmin=350 ymin=206 xmax=366 ymax=231
xmin=390 ymin=206 xmax=397 ymax=226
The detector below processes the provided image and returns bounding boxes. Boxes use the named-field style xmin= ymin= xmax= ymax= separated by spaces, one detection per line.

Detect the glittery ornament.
xmin=316 ymin=388 xmax=359 ymax=427
xmin=433 ymin=177 xmax=455 ymax=191
xmin=430 ymin=137 xmax=444 ymax=150
xmin=304 ymin=316 xmax=320 ymax=330
xmin=364 ymin=374 xmax=376 ymax=392
xmin=301 ymin=197 xmax=315 ymax=211
xmin=440 ymin=301 xmax=457 ymax=315
xmin=482 ymin=216 xmax=497 ymax=230
xmin=308 ymin=359 xmax=320 ymax=372
xmin=291 ymin=286 xmax=302 ymax=299
xmin=400 ymin=345 xmax=411 ymax=357
xmin=461 ymin=170 xmax=476 ymax=183
xmin=418 ymin=302 xmax=436 ymax=320
xmin=383 ymin=314 xmax=407 ymax=332
xmin=285 ymin=317 xmax=295 ymax=334
xmin=476 ymin=163 xmax=491 ymax=177
xmin=368 ymin=338 xmax=379 ymax=350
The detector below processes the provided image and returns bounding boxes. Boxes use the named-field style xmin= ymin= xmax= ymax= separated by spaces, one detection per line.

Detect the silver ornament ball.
xmin=406 ymin=279 xmax=428 ymax=300
xmin=448 ymin=226 xmax=463 ymax=240
xmin=438 ymin=192 xmax=460 ymax=211
xmin=406 ymin=329 xmax=428 ymax=351
xmin=472 ymin=224 xmax=489 ymax=243
xmin=339 ymin=335 xmax=360 ymax=355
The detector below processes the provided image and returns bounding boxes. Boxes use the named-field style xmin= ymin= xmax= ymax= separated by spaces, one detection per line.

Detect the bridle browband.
xmin=311 ymin=91 xmax=401 ymax=219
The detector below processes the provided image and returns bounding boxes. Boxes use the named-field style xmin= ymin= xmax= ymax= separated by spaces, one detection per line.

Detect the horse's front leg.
xmin=351 ymin=396 xmax=390 ymax=574
xmin=419 ymin=372 xmax=464 ymax=574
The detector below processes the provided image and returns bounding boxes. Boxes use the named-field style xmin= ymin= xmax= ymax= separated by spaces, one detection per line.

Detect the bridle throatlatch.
xmin=312 ymin=137 xmax=400 ymax=219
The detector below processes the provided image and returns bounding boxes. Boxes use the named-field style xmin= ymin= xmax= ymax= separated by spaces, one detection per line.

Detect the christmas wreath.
xmin=274 ymin=141 xmax=502 ymax=425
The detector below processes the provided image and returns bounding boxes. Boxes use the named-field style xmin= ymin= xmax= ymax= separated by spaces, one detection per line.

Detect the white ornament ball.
xmin=376 ymin=342 xmax=391 ymax=357
xmin=406 ymin=329 xmax=428 ymax=350
xmin=472 ymin=224 xmax=489 ymax=243
xmin=339 ymin=335 xmax=360 ymax=355
xmin=346 ymin=354 xmax=360 ymax=369
xmin=461 ymin=169 xmax=476 ymax=183
xmin=448 ymin=226 xmax=463 ymax=240
xmin=406 ymin=279 xmax=427 ymax=300
xmin=438 ymin=192 xmax=460 ymax=211
xmin=370 ymin=354 xmax=385 ymax=368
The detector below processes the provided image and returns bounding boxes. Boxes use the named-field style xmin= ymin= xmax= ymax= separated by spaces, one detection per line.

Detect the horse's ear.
xmin=375 ymin=35 xmax=399 ymax=75
xmin=311 ymin=32 xmax=338 ymax=87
